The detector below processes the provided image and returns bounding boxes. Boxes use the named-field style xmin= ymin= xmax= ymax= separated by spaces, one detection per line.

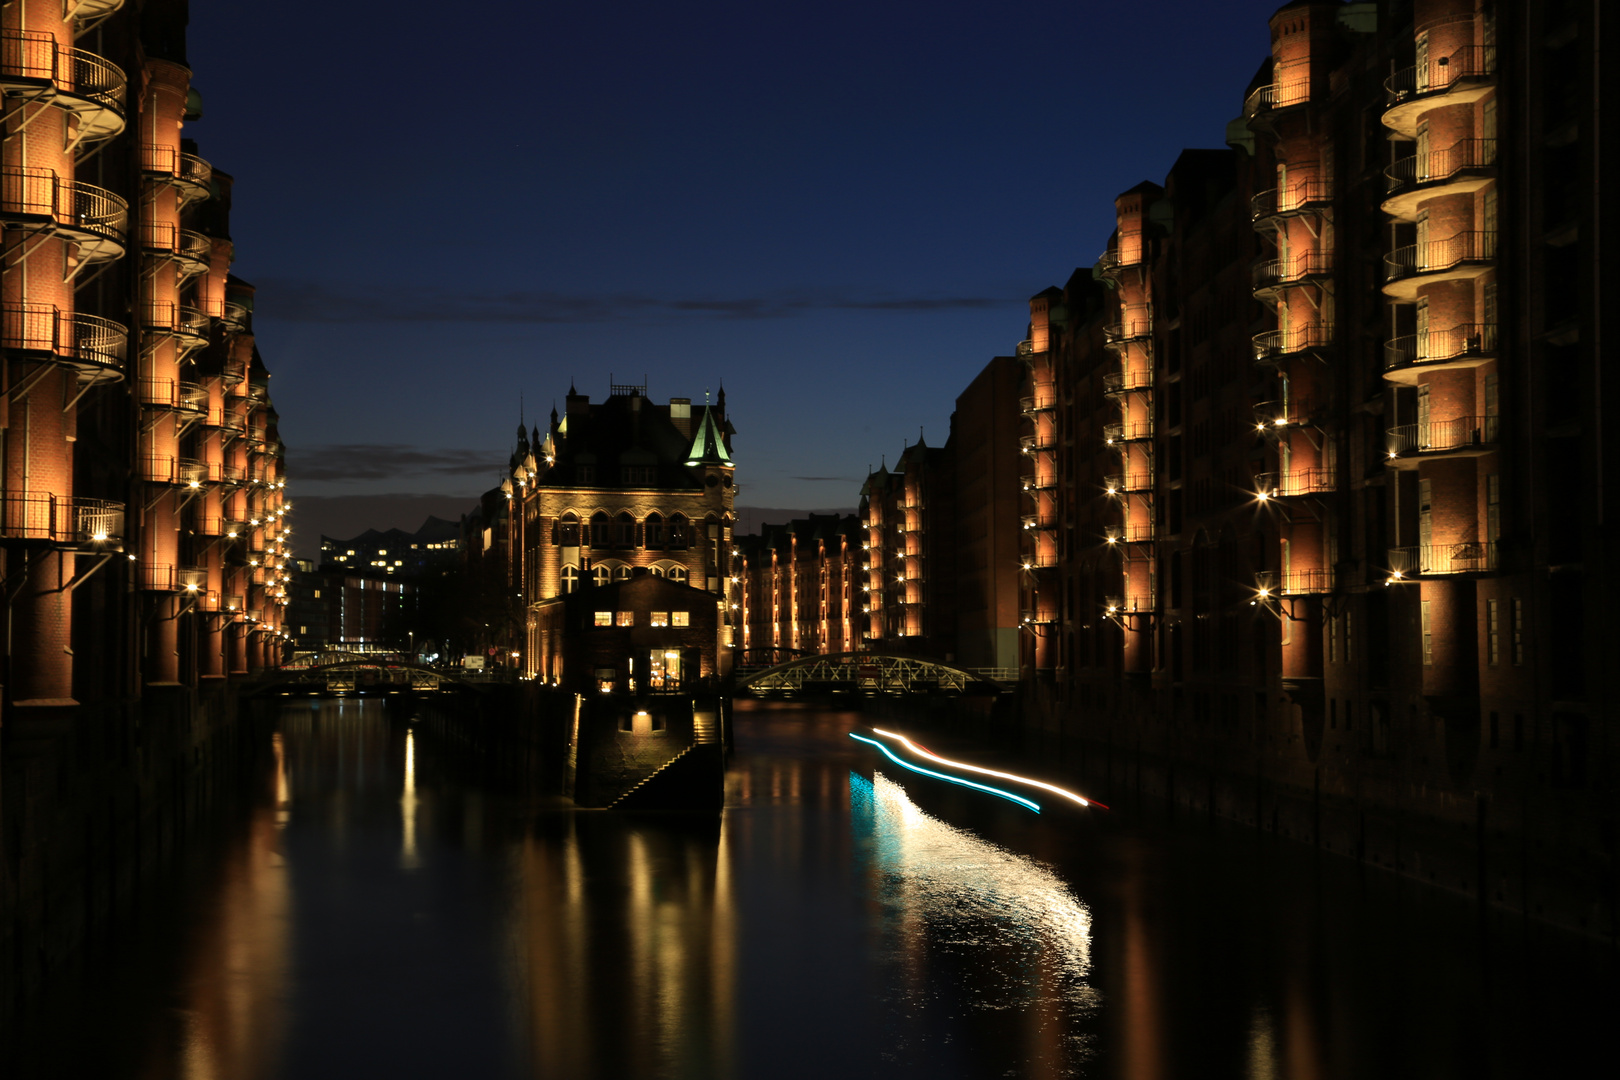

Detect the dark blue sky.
xmin=187 ymin=0 xmax=1282 ymax=555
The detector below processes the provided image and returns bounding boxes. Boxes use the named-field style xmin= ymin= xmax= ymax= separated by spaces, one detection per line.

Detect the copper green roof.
xmin=684 ymin=406 xmax=733 ymax=466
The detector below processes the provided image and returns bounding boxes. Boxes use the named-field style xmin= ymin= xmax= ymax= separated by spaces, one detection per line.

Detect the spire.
xmin=684 ymin=405 xmax=733 ymax=467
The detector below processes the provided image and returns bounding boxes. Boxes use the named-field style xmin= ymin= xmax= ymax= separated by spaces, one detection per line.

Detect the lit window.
xmin=616 ymin=611 xmax=633 ymax=627
xmin=594 ymin=611 xmax=612 ymax=626
xmin=650 ymin=612 xmax=669 ymax=627
xmin=672 ymin=611 xmax=690 ymax=627
xmin=313 ymin=589 xmax=321 ymax=599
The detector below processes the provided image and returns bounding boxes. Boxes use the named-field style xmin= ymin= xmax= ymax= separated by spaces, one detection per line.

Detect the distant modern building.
xmin=319 ymin=516 xmax=461 ymax=578
xmin=501 ymin=380 xmax=738 ymax=679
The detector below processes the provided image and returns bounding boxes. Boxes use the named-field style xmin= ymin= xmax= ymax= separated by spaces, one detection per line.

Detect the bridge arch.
xmin=734 ymin=651 xmax=1010 ymax=696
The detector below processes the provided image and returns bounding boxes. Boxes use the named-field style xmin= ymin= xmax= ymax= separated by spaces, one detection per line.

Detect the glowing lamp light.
xmin=870 ymin=728 xmax=1105 ymax=810
xmin=1105 ymin=534 xmax=1118 ymax=544
xmin=1256 ymin=490 xmax=1270 ymax=501
xmin=92 ymin=532 xmax=107 ymax=541
xmin=1257 ymin=587 xmax=1271 ymax=599
xmin=850 ymin=732 xmax=1041 ymax=812
xmin=1105 ymin=486 xmax=1117 ymax=496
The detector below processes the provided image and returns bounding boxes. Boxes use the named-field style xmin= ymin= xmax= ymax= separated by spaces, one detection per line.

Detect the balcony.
xmin=1022 ymin=474 xmax=1057 ymax=493
xmin=139 ymin=377 xmax=207 ymax=416
xmin=1019 ymin=433 xmax=1054 ymax=453
xmin=143 ymin=455 xmax=217 ymax=488
xmin=0 ymin=493 xmax=124 ymax=546
xmin=1103 ymin=472 xmax=1153 ymax=496
xmin=1102 ymin=369 xmax=1154 ymax=397
xmin=1252 ymin=397 xmax=1315 ymax=433
xmin=1383 ymin=47 xmax=1497 ymax=138
xmin=1015 ymin=339 xmax=1045 ymax=359
xmin=1253 ymin=251 xmax=1333 ymax=298
xmin=1243 ymin=76 xmax=1310 ymax=121
xmin=1382 ymin=139 xmax=1498 ymax=220
xmin=1020 ymin=514 xmax=1054 ymax=532
xmin=142 ymin=300 xmax=211 ymax=355
xmin=2 ymin=304 xmax=126 ymax=377
xmin=220 ymin=300 xmax=251 ymax=334
xmin=175 ymin=229 xmax=213 ymax=280
xmin=1 ymin=166 xmax=127 ymax=264
xmin=1385 ymin=415 xmax=1499 ymax=465
xmin=1382 ymin=324 xmax=1498 ymax=383
xmin=1387 ymin=541 xmax=1498 ymax=577
xmin=1252 ymin=322 xmax=1334 ymax=366
xmin=1103 ymin=419 xmax=1155 ymax=445
xmin=1103 ymin=321 xmax=1152 ymax=351
xmin=1104 ymin=522 xmax=1155 ymax=545
xmin=1255 ymin=469 xmax=1334 ymax=498
xmin=1383 ymin=231 xmax=1496 ymax=298
xmin=195 ymin=515 xmax=225 ymax=537
xmin=178 ymin=566 xmax=209 ymax=595
xmin=1019 ymin=394 xmax=1054 ymax=415
xmin=1250 ymin=179 xmax=1334 ymax=226
xmin=139 ymin=563 xmax=177 ymax=591
xmin=0 ymin=31 xmax=126 ymax=147
xmin=140 ymin=144 xmax=213 ymax=207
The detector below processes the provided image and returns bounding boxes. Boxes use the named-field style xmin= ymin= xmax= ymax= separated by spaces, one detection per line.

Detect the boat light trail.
xmin=849 ymin=733 xmax=1041 ymax=813
xmin=870 ymin=728 xmax=1108 ymax=810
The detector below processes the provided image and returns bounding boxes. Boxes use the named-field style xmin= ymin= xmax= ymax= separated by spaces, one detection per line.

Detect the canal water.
xmin=4 ymin=698 xmax=1613 ymax=1078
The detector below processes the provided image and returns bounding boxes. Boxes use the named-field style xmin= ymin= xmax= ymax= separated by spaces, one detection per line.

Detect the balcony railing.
xmin=1103 ymin=419 xmax=1155 ymax=444
xmin=1252 ymin=398 xmax=1314 ymax=430
xmin=1385 ymin=139 xmax=1498 ymax=194
xmin=1102 ymin=369 xmax=1154 ymax=395
xmin=1015 ymin=339 xmax=1044 ymax=358
xmin=1253 ymin=251 xmax=1334 ymax=292
xmin=0 ymin=493 xmax=124 ymax=544
xmin=1243 ymin=77 xmax=1310 ymax=119
xmin=1255 ymin=469 xmax=1335 ymax=498
xmin=1386 ymin=415 xmax=1499 ymax=456
xmin=1019 ymin=433 xmax=1054 ymax=452
xmin=1020 ymin=514 xmax=1054 ymax=531
xmin=1103 ymin=473 xmax=1153 ymax=495
xmin=0 ymin=30 xmax=126 ymax=130
xmin=139 ymin=563 xmax=177 ymax=591
xmin=176 ymin=229 xmax=212 ymax=275
xmin=1250 ymin=179 xmax=1334 ymax=222
xmin=178 ymin=566 xmax=209 ymax=594
xmin=1384 ymin=231 xmax=1497 ymax=284
xmin=140 ymin=144 xmax=213 ymax=205
xmin=1259 ymin=568 xmax=1336 ymax=595
xmin=1385 ymin=46 xmax=1496 ymax=107
xmin=1388 ymin=542 xmax=1498 ymax=576
xmin=1019 ymin=395 xmax=1054 ymax=414
xmin=2 ymin=303 xmax=126 ymax=375
xmin=1103 ymin=321 xmax=1152 ymax=348
xmin=221 ymin=300 xmax=251 ymax=333
xmin=1252 ymin=321 xmax=1334 ymax=364
xmin=1 ymin=166 xmax=127 ymax=252
xmin=1104 ymin=522 xmax=1155 ymax=544
xmin=1384 ymin=324 xmax=1498 ymax=370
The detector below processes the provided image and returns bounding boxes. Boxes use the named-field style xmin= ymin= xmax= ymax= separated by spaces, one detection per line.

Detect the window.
xmin=1420 ymin=601 xmax=1433 ymax=665
xmin=1344 ymin=611 xmax=1353 ymax=662
xmin=1487 ymin=598 xmax=1500 ymax=665
xmin=668 ymin=514 xmax=689 ymax=549
xmin=591 ymin=512 xmax=610 ymax=548
xmin=668 ymin=566 xmax=688 ymax=585
xmin=576 ymin=464 xmax=595 ymax=484
xmin=558 ymin=513 xmax=580 ymax=546
xmin=617 ymin=512 xmax=636 ymax=546
xmin=614 ymin=565 xmax=632 ymax=581
xmin=1511 ymin=598 xmax=1524 ymax=664
xmin=562 ymin=565 xmax=579 ymax=594
xmin=1329 ymin=614 xmax=1338 ymax=662
xmin=650 ymin=612 xmax=669 ymax=627
xmin=616 ymin=611 xmax=633 ymax=627
xmin=593 ymin=565 xmax=611 ymax=586
xmin=621 ymin=465 xmax=655 ymax=486
xmin=313 ymin=589 xmax=321 ymax=599
xmin=672 ymin=611 xmax=690 ymax=627
xmin=645 ymin=513 xmax=664 ymax=548
xmin=594 ymin=611 xmax=612 ymax=627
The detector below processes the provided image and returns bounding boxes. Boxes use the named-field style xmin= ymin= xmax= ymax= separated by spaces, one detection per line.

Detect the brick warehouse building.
xmin=502 ymin=380 xmax=738 ymax=680
xmin=1 ymin=0 xmax=291 ymax=1003
xmin=834 ymin=0 xmax=1615 ymax=934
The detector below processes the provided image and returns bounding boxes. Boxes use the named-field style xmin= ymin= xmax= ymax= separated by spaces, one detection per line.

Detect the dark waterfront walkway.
xmin=2 ymin=699 xmax=1613 ymax=1078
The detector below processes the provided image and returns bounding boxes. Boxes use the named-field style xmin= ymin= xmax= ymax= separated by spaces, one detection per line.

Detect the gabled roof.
xmin=684 ymin=405 xmax=733 ymax=466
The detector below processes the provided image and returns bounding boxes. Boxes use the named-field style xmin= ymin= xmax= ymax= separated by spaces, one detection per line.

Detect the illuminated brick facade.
xmin=1 ymin=0 xmax=289 ymax=711
xmin=507 ymin=382 xmax=736 ymax=680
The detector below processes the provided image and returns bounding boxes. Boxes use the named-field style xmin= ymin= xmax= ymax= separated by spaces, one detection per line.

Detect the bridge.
xmin=733 ymin=651 xmax=1012 ymax=697
xmin=250 ymin=658 xmax=502 ymax=698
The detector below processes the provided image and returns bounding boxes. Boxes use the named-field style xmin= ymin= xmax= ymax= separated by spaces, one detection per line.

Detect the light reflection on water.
xmin=854 ymin=770 xmax=1097 ymax=1070
xmin=5 ymin=700 xmax=1617 ymax=1080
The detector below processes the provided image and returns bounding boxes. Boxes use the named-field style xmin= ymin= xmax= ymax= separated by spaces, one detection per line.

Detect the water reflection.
xmin=853 ymin=770 xmax=1097 ymax=1076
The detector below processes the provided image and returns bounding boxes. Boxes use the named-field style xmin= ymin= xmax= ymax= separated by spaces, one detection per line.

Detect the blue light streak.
xmin=849 ymin=733 xmax=1041 ymax=813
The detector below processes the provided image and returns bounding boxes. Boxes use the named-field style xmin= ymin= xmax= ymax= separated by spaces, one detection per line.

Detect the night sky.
xmin=187 ymin=0 xmax=1284 ymax=558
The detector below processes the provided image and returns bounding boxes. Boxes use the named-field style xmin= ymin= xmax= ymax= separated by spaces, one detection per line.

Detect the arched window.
xmin=614 ymin=564 xmax=633 ymax=581
xmin=593 ymin=564 xmax=611 ymax=585
xmin=644 ymin=513 xmax=664 ymax=549
xmin=649 ymin=565 xmax=666 ymax=577
xmin=590 ymin=511 xmax=610 ymax=548
xmin=668 ymin=566 xmax=688 ymax=585
xmin=558 ymin=513 xmax=580 ymax=547
xmin=668 ymin=513 xmax=689 ymax=550
xmin=562 ymin=565 xmax=579 ymax=594
xmin=617 ymin=511 xmax=636 ymax=547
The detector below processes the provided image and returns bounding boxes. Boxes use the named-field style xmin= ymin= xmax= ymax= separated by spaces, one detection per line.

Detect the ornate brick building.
xmin=506 ymin=381 xmax=737 ymax=680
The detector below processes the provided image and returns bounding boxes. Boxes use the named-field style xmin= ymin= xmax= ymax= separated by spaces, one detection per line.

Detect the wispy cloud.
xmin=255 ymin=279 xmax=1009 ymax=325
xmin=287 ymin=444 xmax=501 ymax=484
